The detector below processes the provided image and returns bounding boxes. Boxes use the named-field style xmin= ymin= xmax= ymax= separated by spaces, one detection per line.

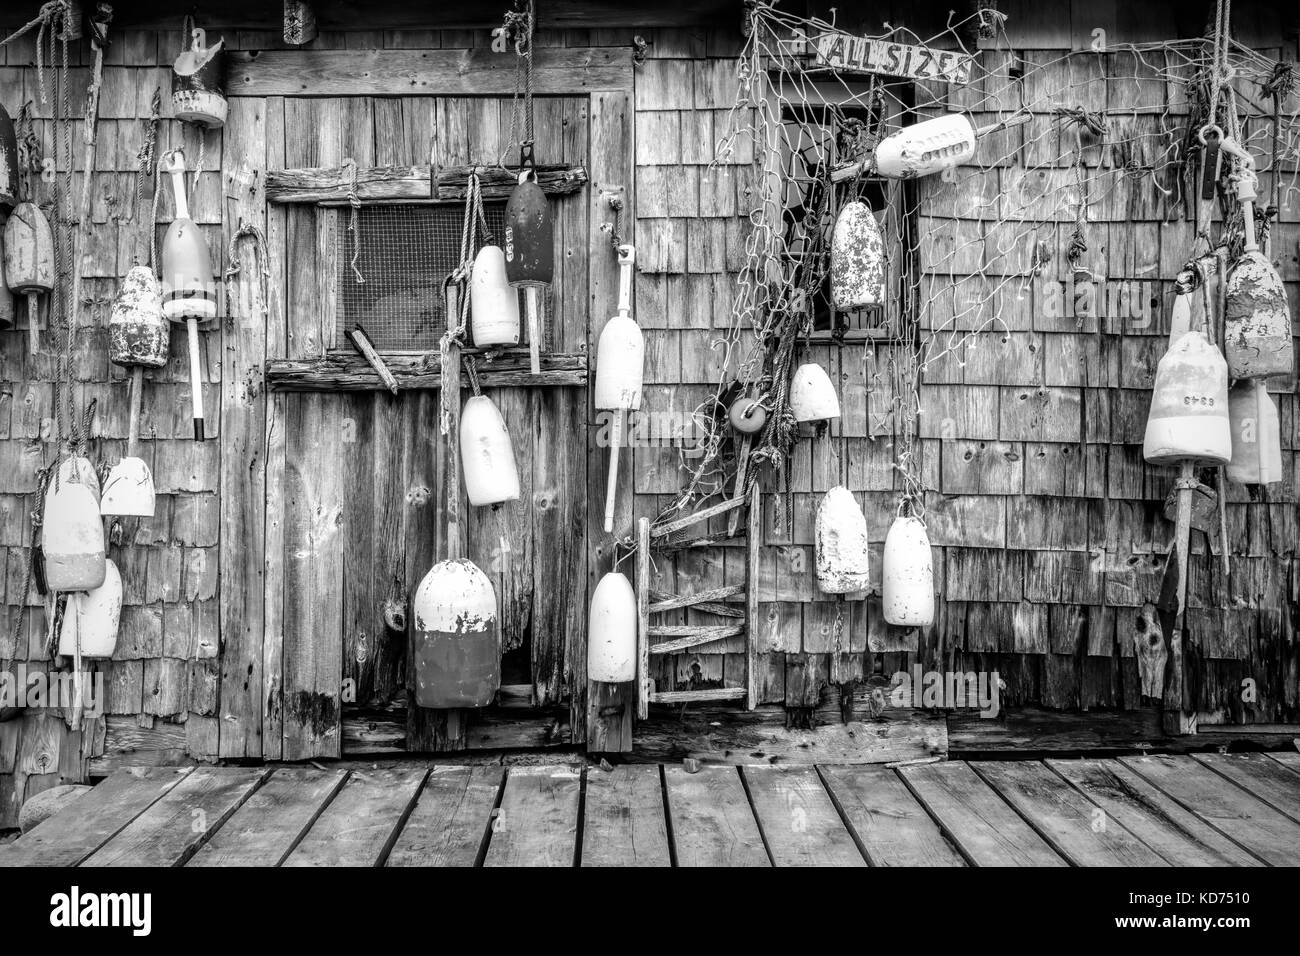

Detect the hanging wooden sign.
xmin=810 ymin=30 xmax=973 ymax=84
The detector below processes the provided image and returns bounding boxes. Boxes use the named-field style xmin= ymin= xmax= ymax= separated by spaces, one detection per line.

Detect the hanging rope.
xmin=499 ymin=0 xmax=535 ymax=167
xmin=341 ymin=157 xmax=366 ymax=283
xmin=224 ymin=221 xmax=272 ymax=318
xmin=438 ymin=171 xmax=487 ymax=436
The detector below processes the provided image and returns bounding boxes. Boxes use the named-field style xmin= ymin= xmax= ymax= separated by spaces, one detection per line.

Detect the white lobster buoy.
xmin=595 ymin=245 xmax=643 ymax=532
xmin=470 ymin=245 xmax=520 ymax=347
xmin=1227 ymin=380 xmax=1283 ymax=485
xmin=1143 ymin=331 xmax=1231 ymax=465
xmin=882 ymin=514 xmax=934 ymax=626
xmin=875 ymin=114 xmax=977 ymax=179
xmin=56 ymin=456 xmax=100 ymax=503
xmin=588 ymin=572 xmax=637 ymax=683
xmin=411 ymin=558 xmax=500 ymax=708
xmin=815 ymin=486 xmax=870 ymax=594
xmin=789 ymin=363 xmax=841 ymax=423
xmin=101 ymin=458 xmax=156 ymax=517
xmin=41 ymin=475 xmax=106 ymax=592
xmin=57 ymin=559 xmax=122 ymax=658
xmin=460 ymin=394 xmax=521 ymax=507
xmin=830 ymin=200 xmax=885 ymax=311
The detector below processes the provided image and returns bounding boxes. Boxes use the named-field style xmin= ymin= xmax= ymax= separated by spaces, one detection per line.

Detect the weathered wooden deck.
xmin=2 ymin=753 xmax=1298 ymax=866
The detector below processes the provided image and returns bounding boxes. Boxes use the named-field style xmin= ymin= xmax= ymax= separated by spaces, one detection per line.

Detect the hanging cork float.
xmin=3 ymin=200 xmax=54 ymax=355
xmin=460 ymin=394 xmax=521 ymax=507
xmin=1226 ymin=380 xmax=1283 ymax=485
xmin=815 ymin=486 xmax=870 ymax=594
xmin=57 ymin=559 xmax=123 ymax=659
xmin=1143 ymin=330 xmax=1232 ymax=465
xmin=0 ymin=102 xmax=17 ymax=210
xmin=830 ymin=200 xmax=885 ymax=311
xmin=411 ymin=558 xmax=501 ymax=708
xmin=789 ymin=363 xmax=841 ymax=424
xmin=882 ymin=510 xmax=934 ymax=627
xmin=588 ymin=571 xmax=637 ymax=683
xmin=1223 ymin=156 xmax=1292 ymax=380
xmin=41 ymin=468 xmax=107 ymax=593
xmin=470 ymin=245 xmax=520 ymax=348
xmin=171 ymin=24 xmax=227 ymax=129
xmin=504 ymin=143 xmax=554 ymax=375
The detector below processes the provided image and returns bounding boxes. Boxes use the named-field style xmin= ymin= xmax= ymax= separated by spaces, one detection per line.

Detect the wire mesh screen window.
xmin=335 ymin=204 xmax=509 ymax=351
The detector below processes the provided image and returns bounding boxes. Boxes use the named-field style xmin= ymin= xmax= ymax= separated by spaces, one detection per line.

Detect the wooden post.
xmin=635 ymin=516 xmax=650 ymax=720
xmin=746 ymin=485 xmax=761 ymax=710
xmin=283 ymin=1 xmax=318 ymax=45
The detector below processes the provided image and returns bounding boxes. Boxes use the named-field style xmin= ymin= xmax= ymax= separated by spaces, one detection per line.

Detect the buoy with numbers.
xmin=1143 ymin=330 xmax=1231 ymax=466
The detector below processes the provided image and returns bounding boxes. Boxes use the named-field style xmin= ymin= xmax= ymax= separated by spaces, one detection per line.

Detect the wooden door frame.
xmin=220 ymin=43 xmax=637 ymax=757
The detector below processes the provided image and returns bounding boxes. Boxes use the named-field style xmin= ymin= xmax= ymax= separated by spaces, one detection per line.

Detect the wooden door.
xmin=270 ymin=93 xmax=602 ymax=757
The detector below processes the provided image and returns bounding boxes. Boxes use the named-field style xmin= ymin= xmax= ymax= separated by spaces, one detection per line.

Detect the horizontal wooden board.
xmin=226 ymin=48 xmax=633 ymax=97
xmin=820 ymin=764 xmax=966 ymax=866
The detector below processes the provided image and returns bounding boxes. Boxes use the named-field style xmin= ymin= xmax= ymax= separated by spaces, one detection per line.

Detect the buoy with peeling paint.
xmin=460 ymin=394 xmax=521 ymax=507
xmin=504 ymin=143 xmax=553 ymax=375
xmin=3 ymin=200 xmax=54 ymax=354
xmin=1225 ymin=163 xmax=1292 ymax=380
xmin=815 ymin=486 xmax=870 ymax=594
xmin=874 ymin=113 xmax=978 ymax=179
xmin=411 ymin=558 xmax=500 ymax=708
xmin=57 ymin=559 xmax=122 ymax=658
xmin=882 ymin=512 xmax=934 ymax=626
xmin=470 ymin=245 xmax=520 ymax=347
xmin=1227 ymin=380 xmax=1283 ymax=485
xmin=831 ymin=200 xmax=885 ymax=311
xmin=588 ymin=571 xmax=637 ymax=683
xmin=41 ymin=470 xmax=106 ymax=592
xmin=1143 ymin=331 xmax=1231 ymax=465
xmin=789 ymin=363 xmax=841 ymax=423
xmin=0 ymin=102 xmax=18 ymax=210
xmin=171 ymin=26 xmax=227 ymax=128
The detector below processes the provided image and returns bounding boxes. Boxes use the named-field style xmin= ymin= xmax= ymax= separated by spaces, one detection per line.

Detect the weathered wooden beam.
xmin=266 ymin=350 xmax=587 ymax=392
xmin=649 ymin=688 xmax=748 ymax=704
xmin=648 ymin=584 xmax=744 ymax=614
xmin=648 ymin=625 xmax=746 ymax=654
xmin=266 ymin=162 xmax=589 ymax=206
xmin=226 ymin=47 xmax=633 ymax=98
xmin=649 ymin=495 xmax=746 ymax=539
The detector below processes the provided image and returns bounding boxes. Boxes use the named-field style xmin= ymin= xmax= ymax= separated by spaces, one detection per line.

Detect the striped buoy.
xmin=41 ymin=470 xmax=106 ymax=592
xmin=411 ymin=558 xmax=500 ymax=708
xmin=57 ymin=559 xmax=123 ymax=659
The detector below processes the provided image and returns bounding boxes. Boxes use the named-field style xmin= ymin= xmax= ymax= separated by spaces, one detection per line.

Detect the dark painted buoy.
xmin=504 ymin=143 xmax=553 ymax=375
xmin=0 ymin=102 xmax=18 ymax=211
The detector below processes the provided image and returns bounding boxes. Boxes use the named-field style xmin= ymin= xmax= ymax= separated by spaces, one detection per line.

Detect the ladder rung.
xmin=650 ymin=688 xmax=747 ymax=704
xmin=648 ymin=624 xmax=745 ymax=653
xmin=649 ymin=584 xmax=744 ymax=614
xmin=649 ymin=496 xmax=746 ymax=539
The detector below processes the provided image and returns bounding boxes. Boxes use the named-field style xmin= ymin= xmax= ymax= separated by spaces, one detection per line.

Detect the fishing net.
xmin=670 ymin=0 xmax=1299 ymax=524
xmin=335 ymin=203 xmax=507 ymax=351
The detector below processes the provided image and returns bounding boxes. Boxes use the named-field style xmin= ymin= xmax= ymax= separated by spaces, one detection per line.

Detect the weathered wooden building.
xmin=1 ymin=0 xmax=1297 ymax=829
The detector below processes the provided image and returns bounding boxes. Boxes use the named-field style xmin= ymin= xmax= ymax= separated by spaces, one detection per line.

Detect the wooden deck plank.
xmin=82 ymin=768 xmax=271 ymax=867
xmin=0 ymin=767 xmax=193 ymax=868
xmin=1266 ymin=752 xmax=1300 ymax=774
xmin=283 ymin=767 xmax=428 ymax=867
xmin=662 ymin=765 xmax=769 ymax=867
xmin=1121 ymin=755 xmax=1300 ymax=866
xmin=581 ymin=765 xmax=672 ymax=867
xmin=187 ymin=768 xmax=349 ymax=867
xmin=899 ymin=762 xmax=1066 ymax=866
xmin=973 ymin=761 xmax=1167 ymax=866
xmin=819 ymin=765 xmax=966 ymax=866
xmin=1048 ymin=759 xmax=1261 ymax=867
xmin=387 ymin=766 xmax=505 ymax=867
xmin=1193 ymin=753 xmax=1300 ymax=824
xmin=483 ymin=766 xmax=582 ymax=867
xmin=742 ymin=766 xmax=866 ymax=866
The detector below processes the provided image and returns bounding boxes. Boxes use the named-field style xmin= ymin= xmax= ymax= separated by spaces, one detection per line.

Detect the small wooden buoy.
xmin=1224 ymin=163 xmax=1293 ymax=380
xmin=588 ymin=571 xmax=637 ymax=683
xmin=41 ymin=472 xmax=106 ymax=592
xmin=411 ymin=558 xmax=500 ymax=708
xmin=161 ymin=150 xmax=215 ymax=442
xmin=504 ymin=144 xmax=553 ymax=375
xmin=0 ymin=102 xmax=18 ymax=210
xmin=831 ymin=200 xmax=885 ymax=311
xmin=171 ymin=25 xmax=227 ymax=128
xmin=1226 ymin=380 xmax=1283 ymax=485
xmin=728 ymin=395 xmax=767 ymax=434
xmin=882 ymin=512 xmax=934 ymax=626
xmin=3 ymin=201 xmax=54 ymax=354
xmin=815 ymin=486 xmax=870 ymax=594
xmin=460 ymin=394 xmax=521 ymax=507
xmin=789 ymin=363 xmax=841 ymax=423
xmin=470 ymin=244 xmax=520 ymax=347
xmin=1143 ymin=330 xmax=1231 ymax=465
xmin=594 ymin=244 xmax=643 ymax=533
xmin=57 ymin=558 xmax=123 ymax=659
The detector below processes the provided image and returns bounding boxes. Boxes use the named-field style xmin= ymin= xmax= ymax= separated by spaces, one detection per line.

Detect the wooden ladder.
xmin=635 ymin=486 xmax=761 ymax=718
